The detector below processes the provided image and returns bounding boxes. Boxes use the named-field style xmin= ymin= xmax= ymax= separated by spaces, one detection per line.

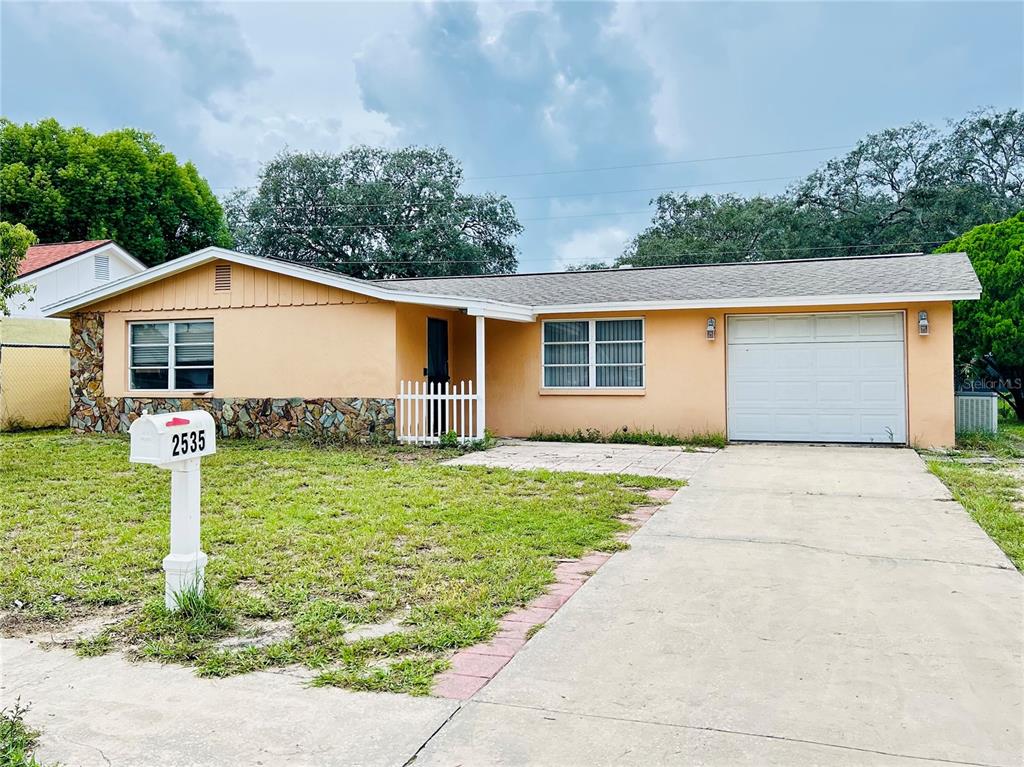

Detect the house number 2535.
xmin=171 ymin=430 xmax=206 ymax=457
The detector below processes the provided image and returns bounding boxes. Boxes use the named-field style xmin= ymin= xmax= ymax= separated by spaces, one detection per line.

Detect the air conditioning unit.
xmin=955 ymin=392 xmax=998 ymax=434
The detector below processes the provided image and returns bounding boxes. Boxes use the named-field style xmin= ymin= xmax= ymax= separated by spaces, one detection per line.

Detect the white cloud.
xmin=553 ymin=225 xmax=631 ymax=270
xmin=602 ymin=4 xmax=691 ymax=156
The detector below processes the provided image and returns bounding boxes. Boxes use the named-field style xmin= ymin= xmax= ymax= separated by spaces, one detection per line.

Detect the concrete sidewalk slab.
xmin=1 ymin=637 xmax=458 ymax=767
xmin=443 ymin=440 xmax=715 ymax=480
xmin=414 ymin=700 xmax=962 ymax=767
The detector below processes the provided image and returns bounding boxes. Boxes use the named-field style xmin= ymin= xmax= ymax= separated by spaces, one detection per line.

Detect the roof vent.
xmin=94 ymin=254 xmax=110 ymax=281
xmin=617 ymin=264 xmax=633 ymax=269
xmin=214 ymin=264 xmax=232 ymax=291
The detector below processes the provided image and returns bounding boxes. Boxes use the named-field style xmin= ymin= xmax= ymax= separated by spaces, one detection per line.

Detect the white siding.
xmin=11 ymin=246 xmax=144 ymax=318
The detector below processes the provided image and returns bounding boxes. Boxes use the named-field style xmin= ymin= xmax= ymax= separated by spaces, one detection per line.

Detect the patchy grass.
xmin=949 ymin=421 xmax=1024 ymax=459
xmin=0 ymin=430 xmax=679 ymax=694
xmin=926 ymin=418 xmax=1024 ymax=570
xmin=528 ymin=427 xmax=725 ymax=449
xmin=1 ymin=700 xmax=45 ymax=767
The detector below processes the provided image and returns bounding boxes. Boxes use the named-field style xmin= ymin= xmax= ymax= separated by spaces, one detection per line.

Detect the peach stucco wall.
xmin=394 ymin=304 xmax=477 ymax=389
xmin=101 ymin=304 xmax=397 ymax=399
xmin=484 ymin=302 xmax=955 ymax=448
xmin=94 ymin=259 xmax=398 ymax=399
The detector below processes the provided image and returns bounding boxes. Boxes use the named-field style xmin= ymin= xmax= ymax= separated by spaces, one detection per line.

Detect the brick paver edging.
xmin=431 ymin=486 xmax=678 ymax=699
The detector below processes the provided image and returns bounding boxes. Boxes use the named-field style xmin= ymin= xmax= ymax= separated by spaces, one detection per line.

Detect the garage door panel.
xmin=816 ymin=381 xmax=857 ymax=405
xmin=773 ymin=380 xmax=815 ymax=403
xmin=861 ymin=380 xmax=903 ymax=405
xmin=815 ymin=314 xmax=862 ymax=338
xmin=858 ymin=313 xmax=904 ymax=339
xmin=859 ymin=343 xmax=905 ymax=370
xmin=859 ymin=413 xmax=905 ymax=440
xmin=727 ymin=344 xmax=775 ymax=373
xmin=727 ymin=312 xmax=907 ymax=444
xmin=771 ymin=315 xmax=815 ymax=341
xmin=729 ymin=317 xmax=772 ymax=341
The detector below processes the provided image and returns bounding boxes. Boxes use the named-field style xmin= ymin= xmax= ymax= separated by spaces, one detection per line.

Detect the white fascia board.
xmin=532 ymin=290 xmax=981 ymax=315
xmin=43 ymin=246 xmax=535 ymax=321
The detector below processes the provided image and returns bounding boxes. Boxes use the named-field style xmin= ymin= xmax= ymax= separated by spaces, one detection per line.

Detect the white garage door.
xmin=727 ymin=312 xmax=907 ymax=444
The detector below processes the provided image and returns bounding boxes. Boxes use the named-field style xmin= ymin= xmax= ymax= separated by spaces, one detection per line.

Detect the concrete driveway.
xmin=444 ymin=440 xmax=715 ymax=480
xmin=417 ymin=445 xmax=1023 ymax=766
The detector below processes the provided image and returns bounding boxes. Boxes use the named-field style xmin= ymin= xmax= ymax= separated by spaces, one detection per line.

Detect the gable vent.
xmin=94 ymin=254 xmax=110 ymax=281
xmin=214 ymin=264 xmax=232 ymax=291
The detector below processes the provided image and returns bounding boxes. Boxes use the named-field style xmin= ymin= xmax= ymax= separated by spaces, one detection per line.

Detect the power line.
xmin=238 ymin=175 xmax=799 ymax=214
xmin=208 ymin=141 xmax=850 ymax=190
xmin=464 ymin=144 xmax=853 ymax=180
xmin=249 ymin=209 xmax=651 ymax=232
xmin=259 ymin=241 xmax=946 ymax=268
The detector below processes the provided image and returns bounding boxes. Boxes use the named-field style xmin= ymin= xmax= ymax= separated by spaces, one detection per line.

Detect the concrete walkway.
xmin=416 ymin=445 xmax=1024 ymax=766
xmin=444 ymin=439 xmax=715 ymax=479
xmin=2 ymin=637 xmax=458 ymax=766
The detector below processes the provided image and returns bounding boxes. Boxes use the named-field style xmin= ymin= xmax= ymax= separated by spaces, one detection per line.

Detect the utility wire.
xmin=209 ymin=142 xmax=850 ymax=190
xmin=241 ymin=175 xmax=799 ymax=214
xmin=464 ymin=144 xmax=853 ymax=180
xmin=260 ymin=241 xmax=946 ymax=268
xmin=252 ymin=209 xmax=649 ymax=231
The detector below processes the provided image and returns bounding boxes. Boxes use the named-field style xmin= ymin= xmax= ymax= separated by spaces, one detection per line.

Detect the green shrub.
xmin=529 ymin=427 xmax=725 ymax=449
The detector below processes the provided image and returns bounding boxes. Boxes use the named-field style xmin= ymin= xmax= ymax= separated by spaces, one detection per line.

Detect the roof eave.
xmin=43 ymin=247 xmax=535 ymax=321
xmin=533 ymin=289 xmax=981 ymax=315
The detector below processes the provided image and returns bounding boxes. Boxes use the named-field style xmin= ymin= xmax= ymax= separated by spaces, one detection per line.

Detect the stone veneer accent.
xmin=69 ymin=312 xmax=396 ymax=441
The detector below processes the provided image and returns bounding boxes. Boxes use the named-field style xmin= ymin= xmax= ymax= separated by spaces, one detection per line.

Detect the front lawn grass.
xmin=0 ymin=431 xmax=678 ymax=694
xmin=926 ymin=417 xmax=1024 ymax=571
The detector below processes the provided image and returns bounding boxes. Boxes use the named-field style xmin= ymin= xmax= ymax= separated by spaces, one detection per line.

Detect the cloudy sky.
xmin=3 ymin=1 xmax=1021 ymax=271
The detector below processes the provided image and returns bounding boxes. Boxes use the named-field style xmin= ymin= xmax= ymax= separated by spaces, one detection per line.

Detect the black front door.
xmin=426 ymin=318 xmax=449 ymax=434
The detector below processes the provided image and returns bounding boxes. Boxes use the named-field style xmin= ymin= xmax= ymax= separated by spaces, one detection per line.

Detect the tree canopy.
xmin=938 ymin=211 xmax=1024 ymax=420
xmin=0 ymin=221 xmax=36 ymax=316
xmin=0 ymin=118 xmax=232 ymax=267
xmin=616 ymin=108 xmax=1024 ymax=268
xmin=225 ymin=147 xmax=521 ymax=279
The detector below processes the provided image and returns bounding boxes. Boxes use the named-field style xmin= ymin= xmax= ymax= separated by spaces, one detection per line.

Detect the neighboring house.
xmin=45 ymin=246 xmax=980 ymax=448
xmin=0 ymin=240 xmax=146 ymax=430
xmin=11 ymin=239 xmax=146 ymax=318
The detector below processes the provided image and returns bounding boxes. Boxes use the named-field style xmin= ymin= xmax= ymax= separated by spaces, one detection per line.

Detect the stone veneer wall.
xmin=69 ymin=312 xmax=396 ymax=441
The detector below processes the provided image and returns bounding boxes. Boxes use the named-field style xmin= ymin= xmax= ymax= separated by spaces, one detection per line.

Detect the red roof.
xmin=18 ymin=240 xmax=113 ymax=278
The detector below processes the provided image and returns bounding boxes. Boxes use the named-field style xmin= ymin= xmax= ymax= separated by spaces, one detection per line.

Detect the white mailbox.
xmin=130 ymin=410 xmax=216 ymax=610
xmin=130 ymin=410 xmax=216 ymax=466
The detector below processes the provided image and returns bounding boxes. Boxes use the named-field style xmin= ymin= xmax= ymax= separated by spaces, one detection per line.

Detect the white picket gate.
xmin=397 ymin=380 xmax=481 ymax=444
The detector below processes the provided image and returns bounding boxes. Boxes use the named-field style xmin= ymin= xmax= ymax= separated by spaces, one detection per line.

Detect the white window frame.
xmin=128 ymin=319 xmax=214 ymax=392
xmin=540 ymin=317 xmax=645 ymax=390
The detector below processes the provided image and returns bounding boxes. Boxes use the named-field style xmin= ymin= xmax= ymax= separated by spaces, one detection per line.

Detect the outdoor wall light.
xmin=918 ymin=311 xmax=929 ymax=336
xmin=706 ymin=317 xmax=717 ymax=340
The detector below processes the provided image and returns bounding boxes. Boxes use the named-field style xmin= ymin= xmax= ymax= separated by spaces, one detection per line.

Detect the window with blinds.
xmin=543 ymin=318 xmax=644 ymax=389
xmin=129 ymin=321 xmax=214 ymax=390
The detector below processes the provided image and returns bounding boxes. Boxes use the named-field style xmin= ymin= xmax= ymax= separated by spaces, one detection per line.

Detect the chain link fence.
xmin=0 ymin=342 xmax=70 ymax=430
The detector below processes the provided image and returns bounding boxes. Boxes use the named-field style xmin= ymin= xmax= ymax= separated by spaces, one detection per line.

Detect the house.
xmin=44 ymin=246 xmax=980 ymax=447
xmin=11 ymin=239 xmax=146 ymax=318
xmin=1 ymin=240 xmax=146 ymax=430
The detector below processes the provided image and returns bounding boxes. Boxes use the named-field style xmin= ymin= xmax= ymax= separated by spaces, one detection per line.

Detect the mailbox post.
xmin=129 ymin=410 xmax=217 ymax=610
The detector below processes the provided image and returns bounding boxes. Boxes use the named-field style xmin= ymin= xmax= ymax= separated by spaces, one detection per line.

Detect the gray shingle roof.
xmin=373 ymin=252 xmax=980 ymax=308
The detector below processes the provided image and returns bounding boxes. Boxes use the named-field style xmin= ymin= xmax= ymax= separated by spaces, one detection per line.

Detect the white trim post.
xmin=475 ymin=315 xmax=486 ymax=440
